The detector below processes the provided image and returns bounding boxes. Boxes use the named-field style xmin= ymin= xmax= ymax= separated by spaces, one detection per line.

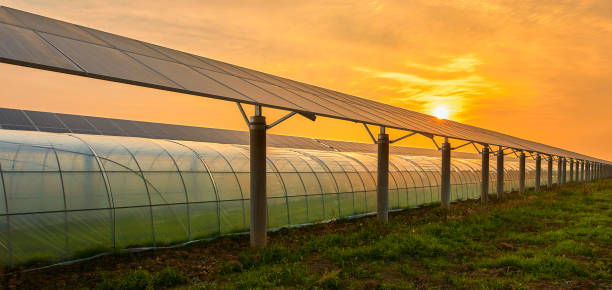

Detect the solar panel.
xmin=0 ymin=6 xmax=607 ymax=164
xmin=22 ymin=110 xmax=69 ymax=133
xmin=0 ymin=23 xmax=79 ymax=70
xmin=110 ymin=119 xmax=152 ymax=138
xmin=6 ymin=7 xmax=106 ymax=45
xmin=0 ymin=6 xmax=19 ymax=26
xmin=84 ymin=116 xmax=126 ymax=136
xmin=0 ymin=107 xmax=597 ymax=163
xmin=126 ymin=53 xmax=251 ymax=102
xmin=40 ymin=32 xmax=176 ymax=87
xmin=0 ymin=108 xmax=36 ymax=131
xmin=55 ymin=113 xmax=100 ymax=134
xmin=80 ymin=26 xmax=172 ymax=61
xmin=132 ymin=121 xmax=174 ymax=140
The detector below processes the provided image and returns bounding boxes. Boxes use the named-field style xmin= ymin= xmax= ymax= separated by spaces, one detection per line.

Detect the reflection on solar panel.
xmin=0 ymin=107 xmax=484 ymax=159
xmin=0 ymin=6 xmax=607 ymax=164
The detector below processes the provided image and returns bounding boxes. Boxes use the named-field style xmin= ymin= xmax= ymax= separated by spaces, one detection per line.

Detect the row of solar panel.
xmin=0 ymin=6 xmax=606 ymax=163
xmin=0 ymin=107 xmax=329 ymax=150
xmin=0 ymin=107 xmax=487 ymax=160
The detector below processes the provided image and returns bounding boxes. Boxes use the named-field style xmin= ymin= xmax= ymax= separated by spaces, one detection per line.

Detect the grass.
xmin=4 ymin=179 xmax=611 ymax=289
xmin=95 ymin=266 xmax=187 ymax=290
xmin=204 ymin=179 xmax=611 ymax=289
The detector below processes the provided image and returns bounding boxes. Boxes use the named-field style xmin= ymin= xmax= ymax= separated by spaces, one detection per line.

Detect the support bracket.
xmin=363 ymin=123 xmax=377 ymax=144
xmin=451 ymin=141 xmax=474 ymax=150
xmin=430 ymin=137 xmax=441 ymax=151
xmin=237 ymin=103 xmax=249 ymax=127
xmin=266 ymin=111 xmax=297 ymax=130
xmin=472 ymin=142 xmax=482 ymax=154
xmin=390 ymin=132 xmax=417 ymax=144
xmin=266 ymin=111 xmax=316 ymax=130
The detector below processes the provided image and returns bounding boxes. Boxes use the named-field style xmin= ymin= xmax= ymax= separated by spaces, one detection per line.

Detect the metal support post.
xmin=250 ymin=106 xmax=267 ymax=249
xmin=557 ymin=157 xmax=563 ymax=186
xmin=581 ymin=160 xmax=585 ymax=182
xmin=535 ymin=154 xmax=541 ymax=191
xmin=575 ymin=160 xmax=580 ymax=181
xmin=481 ymin=145 xmax=489 ymax=202
xmin=564 ymin=158 xmax=568 ymax=183
xmin=599 ymin=163 xmax=602 ymax=179
xmin=441 ymin=139 xmax=451 ymax=208
xmin=597 ymin=163 xmax=600 ymax=179
xmin=519 ymin=152 xmax=526 ymax=193
xmin=569 ymin=159 xmax=574 ymax=182
xmin=586 ymin=162 xmax=590 ymax=181
xmin=598 ymin=163 xmax=601 ymax=179
xmin=377 ymin=127 xmax=389 ymax=221
xmin=496 ymin=146 xmax=504 ymax=197
xmin=547 ymin=155 xmax=553 ymax=188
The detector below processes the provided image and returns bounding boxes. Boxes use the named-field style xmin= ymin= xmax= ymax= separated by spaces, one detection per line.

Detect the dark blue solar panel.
xmin=111 ymin=119 xmax=152 ymax=138
xmin=55 ymin=113 xmax=100 ymax=134
xmin=0 ymin=108 xmax=35 ymax=129
xmin=85 ymin=116 xmax=126 ymax=136
xmin=23 ymin=110 xmax=67 ymax=131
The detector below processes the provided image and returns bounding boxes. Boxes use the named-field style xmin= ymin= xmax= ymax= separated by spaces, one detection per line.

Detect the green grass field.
xmin=4 ymin=179 xmax=610 ymax=289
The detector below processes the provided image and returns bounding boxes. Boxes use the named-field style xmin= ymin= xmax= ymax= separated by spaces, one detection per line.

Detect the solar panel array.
xmin=0 ymin=107 xmax=327 ymax=150
xmin=0 ymin=6 xmax=607 ymax=164
xmin=0 ymin=107 xmax=487 ymax=159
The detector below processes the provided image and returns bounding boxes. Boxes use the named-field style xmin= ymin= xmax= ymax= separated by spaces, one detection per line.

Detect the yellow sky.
xmin=0 ymin=0 xmax=610 ymax=160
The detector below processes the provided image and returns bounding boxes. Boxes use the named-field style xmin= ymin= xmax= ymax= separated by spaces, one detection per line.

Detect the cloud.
xmin=354 ymin=55 xmax=498 ymax=121
xmin=404 ymin=54 xmax=483 ymax=73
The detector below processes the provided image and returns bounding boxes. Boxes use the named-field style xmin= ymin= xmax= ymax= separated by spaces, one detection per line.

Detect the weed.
xmin=94 ymin=266 xmax=187 ymax=290
xmin=230 ymin=262 xmax=316 ymax=289
xmin=149 ymin=266 xmax=187 ymax=288
xmin=95 ymin=269 xmax=150 ymax=290
xmin=317 ymin=269 xmax=342 ymax=289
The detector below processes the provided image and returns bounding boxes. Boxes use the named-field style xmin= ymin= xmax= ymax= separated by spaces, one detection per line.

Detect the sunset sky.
xmin=1 ymin=0 xmax=610 ymax=160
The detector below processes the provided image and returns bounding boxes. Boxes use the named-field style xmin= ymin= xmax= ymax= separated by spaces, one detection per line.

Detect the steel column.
xmin=441 ymin=139 xmax=451 ymax=208
xmin=575 ymin=160 xmax=580 ymax=181
xmin=249 ymin=109 xmax=267 ymax=249
xmin=519 ymin=152 xmax=526 ymax=193
xmin=377 ymin=127 xmax=389 ymax=221
xmin=481 ymin=145 xmax=490 ymax=202
xmin=586 ymin=162 xmax=590 ymax=181
xmin=562 ymin=158 xmax=567 ymax=185
xmin=557 ymin=157 xmax=563 ymax=186
xmin=599 ymin=163 xmax=602 ymax=179
xmin=535 ymin=154 xmax=541 ymax=191
xmin=569 ymin=159 xmax=574 ymax=182
xmin=547 ymin=155 xmax=553 ymax=188
xmin=496 ymin=146 xmax=504 ymax=197
xmin=581 ymin=161 xmax=585 ymax=181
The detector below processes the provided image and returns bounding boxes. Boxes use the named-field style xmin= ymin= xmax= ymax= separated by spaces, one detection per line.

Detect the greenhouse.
xmin=0 ymin=126 xmax=550 ymax=266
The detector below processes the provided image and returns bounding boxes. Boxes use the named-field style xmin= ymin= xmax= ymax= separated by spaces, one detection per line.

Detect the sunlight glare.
xmin=432 ymin=105 xmax=450 ymax=120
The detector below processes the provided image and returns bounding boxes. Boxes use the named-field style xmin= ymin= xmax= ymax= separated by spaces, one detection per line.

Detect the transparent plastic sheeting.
xmin=0 ymin=130 xmax=551 ymax=266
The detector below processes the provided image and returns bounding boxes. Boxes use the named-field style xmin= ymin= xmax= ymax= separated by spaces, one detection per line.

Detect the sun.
xmin=432 ymin=105 xmax=450 ymax=120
